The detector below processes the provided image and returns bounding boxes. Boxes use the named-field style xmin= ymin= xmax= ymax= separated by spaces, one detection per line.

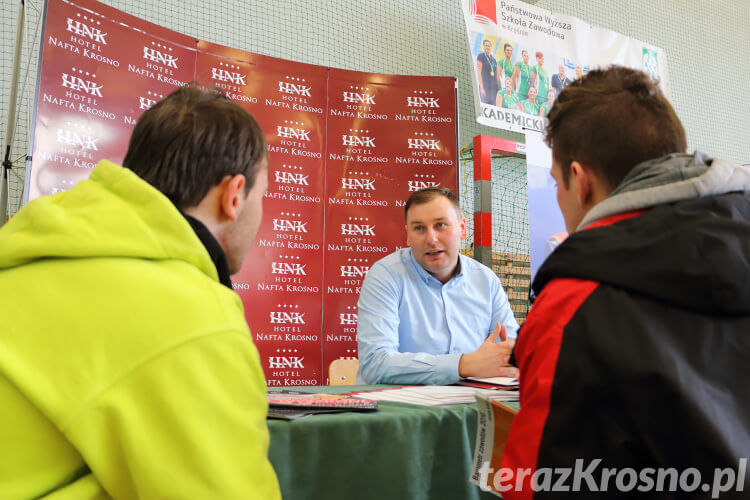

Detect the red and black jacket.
xmin=501 ymin=192 xmax=750 ymax=498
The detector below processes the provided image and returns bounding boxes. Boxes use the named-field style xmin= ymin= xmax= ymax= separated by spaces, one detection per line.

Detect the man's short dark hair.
xmin=404 ymin=187 xmax=461 ymax=220
xmin=483 ymin=39 xmax=491 ymax=46
xmin=545 ymin=65 xmax=686 ymax=190
xmin=123 ymin=83 xmax=267 ymax=208
xmin=504 ymin=43 xmax=512 ymax=51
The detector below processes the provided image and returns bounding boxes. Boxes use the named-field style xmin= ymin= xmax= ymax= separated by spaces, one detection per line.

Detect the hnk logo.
xmin=278 ymin=81 xmax=312 ymax=97
xmin=61 ymin=73 xmax=102 ymax=97
xmin=139 ymin=96 xmax=156 ymax=110
xmin=273 ymin=219 xmax=308 ymax=233
xmin=56 ymin=129 xmax=99 ymax=151
xmin=269 ymin=312 xmax=306 ymax=324
xmin=407 ymin=96 xmax=439 ymax=108
xmin=275 ymin=171 xmax=309 ymax=186
xmin=341 ymin=224 xmax=375 ymax=236
xmin=142 ymin=46 xmax=178 ymax=68
xmin=272 ymin=262 xmax=307 ymax=276
xmin=408 ymin=180 xmax=439 ymax=191
xmin=268 ymin=357 xmax=304 ymax=369
xmin=408 ymin=138 xmax=440 ymax=150
xmin=340 ymin=265 xmax=369 ymax=278
xmin=343 ymin=91 xmax=375 ymax=104
xmin=277 ymin=126 xmax=311 ymax=141
xmin=66 ymin=18 xmax=108 ymax=44
xmin=342 ymin=135 xmax=375 ymax=147
xmin=341 ymin=178 xmax=375 ymax=190
xmin=211 ymin=67 xmax=247 ymax=85
xmin=339 ymin=313 xmax=358 ymax=325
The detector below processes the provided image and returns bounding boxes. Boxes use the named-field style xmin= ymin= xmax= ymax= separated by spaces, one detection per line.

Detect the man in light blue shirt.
xmin=357 ymin=187 xmax=519 ymax=385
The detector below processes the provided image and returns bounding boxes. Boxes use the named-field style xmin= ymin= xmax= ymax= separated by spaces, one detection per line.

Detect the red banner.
xmin=30 ymin=0 xmax=458 ymax=386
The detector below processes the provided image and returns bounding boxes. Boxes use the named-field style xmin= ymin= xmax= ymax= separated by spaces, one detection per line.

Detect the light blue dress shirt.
xmin=357 ymin=248 xmax=519 ymax=385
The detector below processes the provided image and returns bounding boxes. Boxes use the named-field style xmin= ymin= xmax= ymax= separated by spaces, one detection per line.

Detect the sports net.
xmin=0 ymin=0 xmax=43 ymax=218
xmin=459 ymin=149 xmax=530 ymax=324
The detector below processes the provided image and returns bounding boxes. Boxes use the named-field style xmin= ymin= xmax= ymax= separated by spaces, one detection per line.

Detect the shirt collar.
xmin=407 ymin=248 xmax=464 ymax=287
xmin=181 ymin=211 xmax=233 ymax=289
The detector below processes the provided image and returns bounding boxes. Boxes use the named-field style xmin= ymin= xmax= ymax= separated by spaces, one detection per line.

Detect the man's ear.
xmin=219 ymin=174 xmax=247 ymax=222
xmin=459 ymin=216 xmax=467 ymax=239
xmin=570 ymin=160 xmax=593 ymax=207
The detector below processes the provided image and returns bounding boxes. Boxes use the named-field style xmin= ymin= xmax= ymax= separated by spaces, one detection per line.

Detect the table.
xmin=267 ymin=385 xmax=520 ymax=500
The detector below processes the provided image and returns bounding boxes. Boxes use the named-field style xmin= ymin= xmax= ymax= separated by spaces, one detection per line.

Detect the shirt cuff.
xmin=434 ymin=352 xmax=463 ymax=385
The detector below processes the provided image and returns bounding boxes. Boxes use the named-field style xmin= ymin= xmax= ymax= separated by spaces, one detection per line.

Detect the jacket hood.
xmin=0 ymin=160 xmax=218 ymax=281
xmin=578 ymin=152 xmax=748 ymax=228
xmin=535 ymin=155 xmax=750 ymax=314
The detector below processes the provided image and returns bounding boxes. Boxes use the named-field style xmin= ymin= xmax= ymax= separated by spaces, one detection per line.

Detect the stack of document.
xmin=351 ymin=385 xmax=518 ymax=406
xmin=458 ymin=376 xmax=518 ymax=389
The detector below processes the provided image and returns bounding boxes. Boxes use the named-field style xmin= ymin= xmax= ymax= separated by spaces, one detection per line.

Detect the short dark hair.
xmin=504 ymin=43 xmax=512 ymax=51
xmin=545 ymin=65 xmax=686 ymax=190
xmin=404 ymin=187 xmax=461 ymax=220
xmin=483 ymin=39 xmax=491 ymax=46
xmin=123 ymin=83 xmax=267 ymax=208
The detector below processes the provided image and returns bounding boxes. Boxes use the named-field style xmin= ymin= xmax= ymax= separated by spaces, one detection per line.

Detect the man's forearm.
xmin=360 ymin=348 xmax=462 ymax=385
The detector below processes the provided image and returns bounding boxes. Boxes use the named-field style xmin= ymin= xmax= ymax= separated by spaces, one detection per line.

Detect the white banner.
xmin=461 ymin=0 xmax=670 ymax=133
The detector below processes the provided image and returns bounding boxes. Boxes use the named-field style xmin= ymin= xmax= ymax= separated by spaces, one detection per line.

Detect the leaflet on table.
xmin=267 ymin=407 xmax=347 ymax=421
xmin=457 ymin=377 xmax=519 ymax=390
xmin=467 ymin=376 xmax=518 ymax=386
xmin=351 ymin=386 xmax=519 ymax=406
xmin=470 ymin=395 xmax=518 ymax=496
xmin=267 ymin=391 xmax=378 ymax=410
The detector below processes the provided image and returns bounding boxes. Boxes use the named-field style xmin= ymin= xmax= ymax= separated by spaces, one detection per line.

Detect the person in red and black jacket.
xmin=497 ymin=66 xmax=750 ymax=498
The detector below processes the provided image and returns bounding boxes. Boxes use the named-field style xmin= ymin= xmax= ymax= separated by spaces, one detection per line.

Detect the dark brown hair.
xmin=545 ymin=65 xmax=686 ymax=190
xmin=404 ymin=186 xmax=461 ymax=220
xmin=123 ymin=83 xmax=266 ymax=208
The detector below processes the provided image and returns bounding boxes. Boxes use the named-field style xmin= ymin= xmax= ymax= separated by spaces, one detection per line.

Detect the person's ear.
xmin=570 ymin=161 xmax=593 ymax=206
xmin=459 ymin=216 xmax=467 ymax=239
xmin=219 ymin=174 xmax=246 ymax=222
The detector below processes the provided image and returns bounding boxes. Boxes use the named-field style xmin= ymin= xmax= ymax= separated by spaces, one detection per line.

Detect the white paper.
xmin=352 ymin=386 xmax=518 ymax=406
xmin=466 ymin=376 xmax=519 ymax=386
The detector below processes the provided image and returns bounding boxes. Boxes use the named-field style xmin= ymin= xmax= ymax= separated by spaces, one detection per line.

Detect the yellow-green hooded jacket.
xmin=0 ymin=161 xmax=280 ymax=499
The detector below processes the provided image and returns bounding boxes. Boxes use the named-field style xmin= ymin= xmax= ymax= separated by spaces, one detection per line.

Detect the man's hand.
xmin=458 ymin=323 xmax=518 ymax=378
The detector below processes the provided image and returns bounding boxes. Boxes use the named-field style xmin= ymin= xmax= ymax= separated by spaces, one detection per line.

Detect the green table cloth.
xmin=267 ymin=385 xmax=520 ymax=500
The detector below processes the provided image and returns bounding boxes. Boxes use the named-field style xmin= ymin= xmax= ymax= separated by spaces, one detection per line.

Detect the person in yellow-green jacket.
xmin=0 ymin=85 xmax=280 ymax=499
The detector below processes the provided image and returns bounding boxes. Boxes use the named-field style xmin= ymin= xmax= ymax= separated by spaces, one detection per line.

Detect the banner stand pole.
xmin=1 ymin=0 xmax=26 ymax=226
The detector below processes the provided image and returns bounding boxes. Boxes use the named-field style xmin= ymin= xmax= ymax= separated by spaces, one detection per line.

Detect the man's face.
xmin=522 ymin=51 xmax=529 ymax=64
xmin=551 ymin=159 xmax=585 ymax=233
xmin=504 ymin=45 xmax=513 ymax=59
xmin=536 ymin=54 xmax=544 ymax=66
xmin=558 ymin=64 xmax=565 ymax=76
xmin=483 ymin=41 xmax=491 ymax=54
xmin=405 ymin=196 xmax=466 ymax=283
xmin=226 ymin=158 xmax=268 ymax=274
xmin=575 ymin=66 xmax=582 ymax=78
xmin=528 ymin=87 xmax=537 ymax=100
